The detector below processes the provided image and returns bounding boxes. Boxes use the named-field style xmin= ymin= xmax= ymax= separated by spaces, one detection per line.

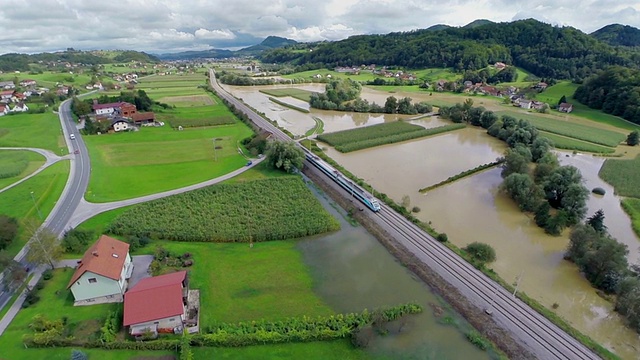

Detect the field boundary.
xmin=268 ymin=97 xmax=310 ymax=113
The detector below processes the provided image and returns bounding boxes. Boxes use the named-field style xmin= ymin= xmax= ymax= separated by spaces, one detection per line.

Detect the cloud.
xmin=0 ymin=0 xmax=638 ymax=54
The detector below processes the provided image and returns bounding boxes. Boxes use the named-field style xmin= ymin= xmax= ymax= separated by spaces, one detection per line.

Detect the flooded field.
xmin=299 ymin=183 xmax=494 ymax=359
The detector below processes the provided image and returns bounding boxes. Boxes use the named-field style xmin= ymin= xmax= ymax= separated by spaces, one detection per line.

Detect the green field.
xmin=497 ymin=111 xmax=626 ymax=147
xmin=412 ymin=67 xmax=462 ymax=82
xmin=599 ymin=155 xmax=640 ymax=198
xmin=535 ymin=81 xmax=640 ymax=132
xmin=137 ymin=73 xmax=208 ymax=100
xmin=0 ymin=150 xmax=45 ymax=189
xmin=0 ymin=112 xmax=66 ymax=154
xmin=0 ymin=269 xmax=173 ymax=360
xmin=158 ymin=103 xmax=237 ymax=128
xmin=193 ymin=341 xmax=367 ymax=359
xmin=282 ymin=69 xmax=378 ymax=82
xmin=0 ymin=160 xmax=69 ymax=258
xmin=621 ymin=198 xmax=640 ymax=238
xmin=0 ymin=72 xmax=94 ymax=89
xmin=538 ymin=132 xmax=615 ymax=154
xmin=157 ymin=94 xmax=216 ymax=107
xmin=84 ymin=122 xmax=253 ymax=202
xmin=259 ymin=88 xmax=313 ymax=102
xmin=107 ymin=177 xmax=340 ymax=242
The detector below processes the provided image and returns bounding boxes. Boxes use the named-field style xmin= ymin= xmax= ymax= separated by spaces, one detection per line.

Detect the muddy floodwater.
xmin=299 ymin=181 xmax=493 ymax=359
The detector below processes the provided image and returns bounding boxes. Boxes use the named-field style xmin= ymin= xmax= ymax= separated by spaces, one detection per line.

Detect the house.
xmin=19 ymin=79 xmax=37 ymax=87
xmin=558 ymin=102 xmax=574 ymax=113
xmin=533 ymin=82 xmax=548 ymax=91
xmin=0 ymin=81 xmax=15 ymax=89
xmin=0 ymin=104 xmax=7 ymax=116
xmin=67 ymin=235 xmax=133 ymax=306
xmin=0 ymin=90 xmax=13 ymax=101
xmin=56 ymin=86 xmax=69 ymax=96
xmin=495 ymin=62 xmax=507 ymax=70
xmin=517 ymin=99 xmax=533 ymax=109
xmin=131 ymin=112 xmax=156 ymax=125
xmin=11 ymin=102 xmax=28 ymax=112
xmin=11 ymin=92 xmax=25 ymax=103
xmin=92 ymin=101 xmax=137 ymax=117
xmin=110 ymin=117 xmax=132 ymax=132
xmin=123 ymin=271 xmax=189 ymax=337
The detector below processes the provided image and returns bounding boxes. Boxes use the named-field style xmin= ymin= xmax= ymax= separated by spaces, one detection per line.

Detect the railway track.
xmin=209 ymin=70 xmax=601 ymax=359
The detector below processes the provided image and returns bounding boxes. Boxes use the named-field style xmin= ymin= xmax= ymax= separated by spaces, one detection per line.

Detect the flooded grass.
xmin=599 ymin=155 xmax=640 ymax=197
xmin=539 ymin=131 xmax=615 ymax=154
xmin=621 ymin=198 xmax=640 ymax=238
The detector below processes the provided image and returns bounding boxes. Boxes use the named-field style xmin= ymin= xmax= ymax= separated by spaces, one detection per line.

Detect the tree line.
xmin=574 ymin=66 xmax=640 ymax=125
xmin=261 ymin=19 xmax=639 ymax=82
xmin=309 ymin=79 xmax=432 ymax=114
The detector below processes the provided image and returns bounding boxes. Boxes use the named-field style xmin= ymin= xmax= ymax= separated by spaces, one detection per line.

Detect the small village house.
xmin=0 ymin=104 xmax=8 ymax=116
xmin=19 ymin=79 xmax=37 ymax=87
xmin=67 ymin=235 xmax=133 ymax=306
xmin=92 ymin=100 xmax=137 ymax=117
xmin=131 ymin=112 xmax=156 ymax=125
xmin=123 ymin=271 xmax=190 ymax=337
xmin=110 ymin=117 xmax=132 ymax=132
xmin=11 ymin=102 xmax=28 ymax=112
xmin=0 ymin=81 xmax=15 ymax=89
xmin=558 ymin=102 xmax=574 ymax=113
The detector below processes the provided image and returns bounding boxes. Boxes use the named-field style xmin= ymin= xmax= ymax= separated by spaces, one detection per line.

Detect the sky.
xmin=0 ymin=0 xmax=639 ymax=55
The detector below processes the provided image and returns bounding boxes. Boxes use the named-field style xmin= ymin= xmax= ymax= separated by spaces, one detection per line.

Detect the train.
xmin=304 ymin=151 xmax=381 ymax=212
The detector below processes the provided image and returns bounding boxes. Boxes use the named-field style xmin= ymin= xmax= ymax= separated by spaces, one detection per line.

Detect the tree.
xmin=480 ymin=111 xmax=498 ymax=129
xmin=24 ymin=220 xmax=62 ymax=270
xmin=464 ymin=242 xmax=496 ymax=264
xmin=615 ymin=276 xmax=640 ymax=332
xmin=530 ymin=137 xmax=553 ymax=162
xmin=586 ymin=209 xmax=607 ymax=233
xmin=0 ymin=215 xmax=18 ymax=250
xmin=502 ymin=173 xmax=540 ymax=212
xmin=500 ymin=146 xmax=531 ymax=178
xmin=543 ymin=166 xmax=583 ymax=208
xmin=71 ymin=97 xmax=91 ymax=117
xmin=265 ymin=140 xmax=304 ymax=174
xmin=0 ymin=251 xmax=27 ymax=291
xmin=558 ymin=95 xmax=567 ymax=106
xmin=627 ymin=130 xmax=639 ymax=146
xmin=384 ymin=96 xmax=398 ymax=114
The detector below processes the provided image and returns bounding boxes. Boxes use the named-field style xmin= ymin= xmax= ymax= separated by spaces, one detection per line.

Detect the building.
xmin=130 ymin=112 xmax=156 ymax=125
xmin=67 ymin=235 xmax=133 ymax=306
xmin=558 ymin=102 xmax=574 ymax=113
xmin=110 ymin=117 xmax=132 ymax=132
xmin=0 ymin=104 xmax=7 ymax=116
xmin=19 ymin=79 xmax=37 ymax=87
xmin=123 ymin=271 xmax=189 ymax=337
xmin=0 ymin=81 xmax=15 ymax=89
xmin=92 ymin=101 xmax=137 ymax=116
xmin=11 ymin=102 xmax=29 ymax=112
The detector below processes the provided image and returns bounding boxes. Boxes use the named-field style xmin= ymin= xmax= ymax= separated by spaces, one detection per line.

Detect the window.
xmin=154 ymin=321 xmax=159 ymax=325
xmin=169 ymin=318 xmax=175 ymax=322
xmin=88 ymin=278 xmax=97 ymax=283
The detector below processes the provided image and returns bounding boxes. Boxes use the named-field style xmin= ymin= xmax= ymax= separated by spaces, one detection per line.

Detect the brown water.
xmin=299 ymin=181 xmax=493 ymax=359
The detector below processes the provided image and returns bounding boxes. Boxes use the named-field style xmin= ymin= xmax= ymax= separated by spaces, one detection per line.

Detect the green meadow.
xmin=0 ymin=150 xmax=46 ymax=189
xmin=0 ymin=112 xmax=66 ymax=154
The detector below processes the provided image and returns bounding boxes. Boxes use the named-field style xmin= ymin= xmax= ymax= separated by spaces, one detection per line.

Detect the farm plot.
xmin=538 ymin=132 xmax=615 ymax=154
xmin=107 ymin=177 xmax=340 ymax=242
xmin=158 ymin=94 xmax=216 ymax=107
xmin=0 ymin=150 xmax=45 ymax=189
xmin=599 ymin=155 xmax=640 ymax=198
xmin=317 ymin=121 xmax=465 ymax=152
xmin=497 ymin=111 xmax=626 ymax=147
xmin=158 ymin=105 xmax=236 ymax=128
xmin=621 ymin=199 xmax=640 ymax=238
xmin=0 ymin=112 xmax=65 ymax=153
xmin=259 ymin=88 xmax=314 ymax=102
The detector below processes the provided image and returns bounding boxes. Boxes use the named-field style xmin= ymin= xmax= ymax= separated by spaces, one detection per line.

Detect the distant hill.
xmin=591 ymin=24 xmax=640 ymax=46
xmin=463 ymin=19 xmax=495 ymax=28
xmin=157 ymin=36 xmax=298 ymax=60
xmin=0 ymin=49 xmax=159 ymax=72
xmin=426 ymin=24 xmax=452 ymax=31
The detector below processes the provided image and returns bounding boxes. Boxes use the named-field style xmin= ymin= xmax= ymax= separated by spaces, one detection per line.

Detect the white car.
xmin=70 ymin=134 xmax=76 ymax=140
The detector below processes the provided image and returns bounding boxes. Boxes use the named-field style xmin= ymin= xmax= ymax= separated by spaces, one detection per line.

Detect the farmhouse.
xmin=0 ymin=90 xmax=13 ymax=101
xmin=0 ymin=81 xmax=15 ymax=89
xmin=11 ymin=102 xmax=28 ymax=112
xmin=123 ymin=271 xmax=199 ymax=337
xmin=558 ymin=102 xmax=574 ymax=113
xmin=110 ymin=117 xmax=132 ymax=132
xmin=67 ymin=235 xmax=133 ymax=306
xmin=130 ymin=112 xmax=156 ymax=125
xmin=0 ymin=104 xmax=7 ymax=116
xmin=19 ymin=79 xmax=37 ymax=87
xmin=92 ymin=100 xmax=137 ymax=117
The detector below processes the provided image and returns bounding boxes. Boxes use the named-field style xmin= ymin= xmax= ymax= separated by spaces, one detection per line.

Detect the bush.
xmin=464 ymin=242 xmax=496 ymax=264
xmin=70 ymin=349 xmax=88 ymax=360
xmin=100 ymin=308 xmax=122 ymax=343
xmin=436 ymin=233 xmax=448 ymax=242
xmin=592 ymin=187 xmax=606 ymax=195
xmin=61 ymin=229 xmax=94 ymax=254
xmin=411 ymin=206 xmax=421 ymax=213
xmin=42 ymin=269 xmax=53 ymax=281
xmin=0 ymin=214 xmax=19 ymax=250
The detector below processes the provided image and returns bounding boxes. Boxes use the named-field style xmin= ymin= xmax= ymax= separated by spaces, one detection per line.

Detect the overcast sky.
xmin=0 ymin=0 xmax=638 ymax=55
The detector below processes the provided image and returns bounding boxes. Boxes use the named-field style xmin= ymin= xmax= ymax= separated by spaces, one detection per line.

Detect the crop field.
xmin=0 ymin=160 xmax=69 ymax=257
xmin=107 ymin=176 xmax=340 ymax=242
xmin=193 ymin=341 xmax=366 ymax=360
xmin=318 ymin=121 xmax=465 ymax=152
xmin=0 ymin=269 xmax=172 ymax=360
xmin=599 ymin=155 xmax=640 ymax=198
xmin=259 ymin=88 xmax=313 ymax=102
xmin=157 ymin=94 xmax=216 ymax=107
xmin=621 ymin=199 xmax=640 ymax=238
xmin=0 ymin=72 xmax=94 ymax=89
xmin=497 ymin=111 xmax=626 ymax=147
xmin=0 ymin=112 xmax=66 ymax=154
xmin=84 ymin=122 xmax=253 ymax=202
xmin=157 ymin=100 xmax=237 ymax=128
xmin=538 ymin=132 xmax=615 ymax=154
xmin=137 ymin=74 xmax=208 ymax=99
xmin=282 ymin=69 xmax=378 ymax=82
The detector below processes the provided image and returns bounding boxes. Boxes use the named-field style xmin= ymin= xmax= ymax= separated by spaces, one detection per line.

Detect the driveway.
xmin=54 ymin=254 xmax=153 ymax=289
xmin=128 ymin=255 xmax=153 ymax=289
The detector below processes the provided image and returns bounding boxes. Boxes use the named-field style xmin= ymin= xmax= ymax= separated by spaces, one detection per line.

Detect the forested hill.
xmin=0 ymin=49 xmax=159 ymax=72
xmin=261 ymin=19 xmax=640 ymax=82
xmin=591 ymin=24 xmax=640 ymax=47
xmin=575 ymin=66 xmax=640 ymax=124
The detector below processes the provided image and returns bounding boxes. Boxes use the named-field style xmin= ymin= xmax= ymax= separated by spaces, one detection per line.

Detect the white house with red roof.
xmin=123 ymin=271 xmax=188 ymax=337
xmin=0 ymin=90 xmax=13 ymax=102
xmin=67 ymin=235 xmax=133 ymax=306
xmin=0 ymin=104 xmax=8 ymax=116
xmin=11 ymin=102 xmax=28 ymax=112
xmin=19 ymin=79 xmax=37 ymax=87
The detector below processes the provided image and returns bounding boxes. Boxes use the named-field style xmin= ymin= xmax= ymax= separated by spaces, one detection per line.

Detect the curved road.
xmin=209 ymin=70 xmax=600 ymax=359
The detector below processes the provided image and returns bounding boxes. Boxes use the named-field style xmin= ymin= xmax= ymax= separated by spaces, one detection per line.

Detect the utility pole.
xmin=513 ymin=271 xmax=524 ymax=297
xmin=30 ymin=191 xmax=43 ymax=220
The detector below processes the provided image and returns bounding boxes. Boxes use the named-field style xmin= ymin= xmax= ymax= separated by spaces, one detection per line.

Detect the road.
xmin=209 ymin=70 xmax=600 ymax=359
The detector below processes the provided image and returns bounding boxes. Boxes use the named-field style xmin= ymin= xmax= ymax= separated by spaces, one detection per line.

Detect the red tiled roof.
xmin=123 ymin=271 xmax=187 ymax=326
xmin=67 ymin=235 xmax=130 ymax=289
xmin=0 ymin=90 xmax=13 ymax=96
xmin=92 ymin=101 xmax=133 ymax=110
xmin=130 ymin=112 xmax=155 ymax=122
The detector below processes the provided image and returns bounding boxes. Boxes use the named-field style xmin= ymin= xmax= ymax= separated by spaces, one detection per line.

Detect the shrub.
xmin=70 ymin=349 xmax=88 ymax=360
xmin=42 ymin=269 xmax=53 ymax=281
xmin=592 ymin=187 xmax=606 ymax=195
xmin=436 ymin=233 xmax=448 ymax=243
xmin=61 ymin=229 xmax=94 ymax=254
xmin=0 ymin=215 xmax=19 ymax=250
xmin=100 ymin=308 xmax=122 ymax=343
xmin=464 ymin=242 xmax=496 ymax=264
xmin=411 ymin=206 xmax=421 ymax=213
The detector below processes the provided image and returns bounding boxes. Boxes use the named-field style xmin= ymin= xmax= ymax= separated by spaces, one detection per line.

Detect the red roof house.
xmin=67 ymin=235 xmax=133 ymax=306
xmin=123 ymin=271 xmax=188 ymax=336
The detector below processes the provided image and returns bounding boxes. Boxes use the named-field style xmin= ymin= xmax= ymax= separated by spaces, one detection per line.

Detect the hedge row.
xmin=268 ymin=97 xmax=310 ymax=113
xmin=419 ymin=161 xmax=503 ymax=193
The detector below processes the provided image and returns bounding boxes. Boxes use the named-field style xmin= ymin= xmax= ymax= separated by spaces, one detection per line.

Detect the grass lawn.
xmin=0 ymin=160 xmax=69 ymax=258
xmin=0 ymin=72 xmax=94 ymax=90
xmin=0 ymin=112 xmax=66 ymax=154
xmin=498 ymin=67 xmax=537 ymax=88
xmin=412 ymin=67 xmax=462 ymax=82
xmin=0 ymin=150 xmax=45 ymax=189
xmin=259 ymin=88 xmax=313 ymax=102
xmin=0 ymin=269 xmax=173 ymax=360
xmin=538 ymin=131 xmax=615 ymax=154
xmin=599 ymin=155 xmax=640 ymax=198
xmin=535 ymin=81 xmax=640 ymax=132
xmin=193 ymin=340 xmax=367 ymax=359
xmin=282 ymin=70 xmax=378 ymax=82
xmin=157 ymin=94 xmax=216 ymax=107
xmin=496 ymin=111 xmax=626 ymax=147
xmin=83 ymin=122 xmax=253 ymax=202
xmin=621 ymin=198 xmax=640 ymax=238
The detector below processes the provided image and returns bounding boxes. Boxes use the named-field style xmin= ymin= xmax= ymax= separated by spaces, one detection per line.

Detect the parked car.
xmin=246 ymin=161 xmax=253 ymax=166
